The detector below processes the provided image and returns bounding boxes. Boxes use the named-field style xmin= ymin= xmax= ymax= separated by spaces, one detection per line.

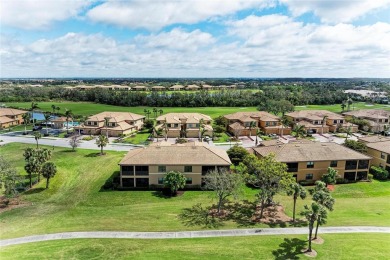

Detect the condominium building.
xmin=251 ymin=141 xmax=371 ymax=181
xmin=224 ymin=111 xmax=291 ymax=136
xmin=286 ymin=110 xmax=358 ymax=134
xmin=358 ymin=136 xmax=390 ymax=172
xmin=342 ymin=109 xmax=390 ymax=132
xmin=118 ymin=142 xmax=231 ymax=188
xmin=75 ymin=111 xmax=145 ymax=137
xmin=0 ymin=108 xmax=27 ymax=129
xmin=156 ymin=113 xmax=213 ymax=138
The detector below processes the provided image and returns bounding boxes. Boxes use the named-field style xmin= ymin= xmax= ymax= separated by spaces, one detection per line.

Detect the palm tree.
xmin=255 ymin=127 xmax=262 ymax=145
xmin=292 ymin=124 xmax=305 ymax=138
xmin=158 ymin=109 xmax=163 ymax=116
xmin=341 ymin=101 xmax=346 ymax=112
xmin=153 ymin=126 xmax=162 ymax=142
xmin=198 ymin=118 xmax=205 ymax=141
xmin=22 ymin=113 xmax=30 ymax=134
xmin=64 ymin=109 xmax=73 ymax=134
xmin=301 ymin=202 xmax=325 ymax=252
xmin=248 ymin=121 xmax=256 ymax=138
xmin=153 ymin=108 xmax=158 ymax=118
xmin=30 ymin=102 xmax=39 ymax=127
xmin=163 ymin=121 xmax=169 ymax=141
xmin=104 ymin=116 xmax=111 ymax=138
xmin=43 ymin=112 xmax=52 ymax=135
xmin=51 ymin=104 xmax=56 ymax=115
xmin=33 ymin=131 xmax=41 ymax=148
xmin=42 ymin=162 xmax=57 ymax=189
xmin=96 ymin=135 xmax=109 ymax=155
xmin=146 ymin=110 xmax=151 ymax=119
xmin=286 ymin=183 xmax=307 ymax=222
xmin=280 ymin=116 xmax=291 ymax=136
xmin=346 ymin=97 xmax=353 ymax=111
xmin=144 ymin=109 xmax=148 ymax=117
xmin=345 ymin=126 xmax=352 ymax=140
xmin=321 ymin=115 xmax=328 ymax=135
xmin=55 ymin=106 xmax=60 ymax=115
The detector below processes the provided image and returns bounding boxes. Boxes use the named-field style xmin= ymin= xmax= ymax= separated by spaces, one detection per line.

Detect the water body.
xmin=30 ymin=112 xmax=58 ymax=120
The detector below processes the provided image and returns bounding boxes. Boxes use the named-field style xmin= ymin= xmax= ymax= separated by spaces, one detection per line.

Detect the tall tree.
xmin=292 ymin=124 xmax=306 ymax=138
xmin=243 ymin=154 xmax=294 ymax=219
xmin=42 ymin=162 xmax=57 ymax=189
xmin=227 ymin=145 xmax=249 ymax=166
xmin=164 ymin=171 xmax=187 ymax=196
xmin=341 ymin=101 xmax=346 ymax=112
xmin=55 ymin=106 xmax=60 ymax=115
xmin=153 ymin=108 xmax=158 ymax=118
xmin=198 ymin=118 xmax=205 ymax=141
xmin=158 ymin=109 xmax=163 ymax=116
xmin=203 ymin=169 xmax=243 ymax=214
xmin=0 ymin=155 xmax=21 ymax=198
xmin=33 ymin=131 xmax=41 ymax=148
xmin=248 ymin=121 xmax=256 ymax=138
xmin=69 ymin=135 xmax=82 ymax=151
xmin=51 ymin=104 xmax=56 ymax=114
xmin=321 ymin=115 xmax=328 ymax=135
xmin=280 ymin=116 xmax=291 ymax=137
xmin=22 ymin=112 xmax=30 ymax=134
xmin=286 ymin=182 xmax=307 ymax=222
xmin=64 ymin=109 xmax=73 ymax=134
xmin=104 ymin=116 xmax=111 ymax=138
xmin=321 ymin=167 xmax=338 ymax=186
xmin=43 ymin=112 xmax=52 ymax=135
xmin=301 ymin=202 xmax=326 ymax=252
xmin=96 ymin=135 xmax=109 ymax=155
xmin=30 ymin=102 xmax=39 ymax=127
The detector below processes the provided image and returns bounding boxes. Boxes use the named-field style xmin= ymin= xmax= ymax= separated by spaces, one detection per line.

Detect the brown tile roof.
xmin=156 ymin=113 xmax=212 ymax=124
xmin=229 ymin=122 xmax=245 ymax=130
xmin=0 ymin=108 xmax=27 ymax=117
xmin=151 ymin=86 xmax=166 ymax=90
xmin=87 ymin=112 xmax=145 ymax=122
xmin=358 ymin=136 xmax=390 ymax=143
xmin=286 ymin=110 xmax=344 ymax=120
xmin=169 ymin=85 xmax=184 ymax=89
xmin=119 ymin=142 xmax=231 ymax=165
xmin=51 ymin=117 xmax=67 ymax=122
xmin=106 ymin=121 xmax=135 ymax=131
xmin=366 ymin=141 xmax=390 ymax=154
xmin=0 ymin=116 xmax=15 ymax=124
xmin=185 ymin=85 xmax=200 ymax=90
xmin=296 ymin=121 xmax=329 ymax=129
xmin=343 ymin=109 xmax=390 ymax=120
xmin=252 ymin=142 xmax=371 ymax=162
xmin=224 ymin=111 xmax=280 ymax=122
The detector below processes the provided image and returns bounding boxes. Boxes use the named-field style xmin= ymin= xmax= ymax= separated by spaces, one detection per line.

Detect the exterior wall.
xmin=0 ymin=121 xmax=13 ymax=128
xmin=286 ymin=160 xmax=370 ymax=181
xmin=328 ymin=125 xmax=358 ymax=133
xmin=366 ymin=148 xmax=390 ymax=170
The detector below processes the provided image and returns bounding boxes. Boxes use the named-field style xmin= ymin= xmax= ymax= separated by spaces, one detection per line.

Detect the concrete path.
xmin=1 ymin=226 xmax=389 ymax=247
xmin=0 ymin=133 xmax=139 ymax=151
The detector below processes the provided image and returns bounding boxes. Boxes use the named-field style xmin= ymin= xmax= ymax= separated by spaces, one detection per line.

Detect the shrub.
xmin=298 ymin=180 xmax=316 ymax=186
xmin=144 ymin=119 xmax=154 ymax=129
xmin=370 ymin=166 xmax=389 ymax=180
xmin=214 ymin=125 xmax=225 ymax=134
xmin=367 ymin=174 xmax=373 ymax=182
xmin=227 ymin=145 xmax=249 ymax=166
xmin=336 ymin=177 xmax=347 ymax=184
xmin=82 ymin=136 xmax=94 ymax=141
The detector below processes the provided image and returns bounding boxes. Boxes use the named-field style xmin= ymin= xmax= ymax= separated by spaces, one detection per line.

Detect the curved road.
xmin=1 ymin=226 xmax=389 ymax=247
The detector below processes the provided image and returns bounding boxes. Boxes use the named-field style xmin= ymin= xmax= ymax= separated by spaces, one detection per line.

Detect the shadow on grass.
xmin=99 ymin=171 xmax=120 ymax=192
xmin=179 ymin=203 xmax=224 ymax=229
xmin=224 ymin=200 xmax=258 ymax=227
xmin=272 ymin=238 xmax=307 ymax=260
xmin=289 ymin=219 xmax=308 ymax=227
xmin=24 ymin=187 xmax=45 ymax=195
xmin=59 ymin=149 xmax=77 ymax=153
xmin=85 ymin=152 xmax=102 ymax=158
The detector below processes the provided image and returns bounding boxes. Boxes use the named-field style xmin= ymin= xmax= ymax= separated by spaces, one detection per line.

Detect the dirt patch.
xmin=302 ymin=249 xmax=318 ymax=257
xmin=0 ymin=196 xmax=30 ymax=214
xmin=327 ymin=185 xmax=335 ymax=191
xmin=251 ymin=205 xmax=292 ymax=224
xmin=311 ymin=236 xmax=324 ymax=244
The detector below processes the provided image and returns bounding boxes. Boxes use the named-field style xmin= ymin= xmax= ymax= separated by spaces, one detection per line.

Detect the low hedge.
xmin=370 ymin=166 xmax=389 ymax=180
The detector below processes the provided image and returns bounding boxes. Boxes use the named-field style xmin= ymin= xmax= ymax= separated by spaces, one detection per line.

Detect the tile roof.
xmin=119 ymin=142 xmax=231 ymax=165
xmin=252 ymin=141 xmax=371 ymax=162
xmin=366 ymin=141 xmax=390 ymax=154
xmin=0 ymin=108 xmax=27 ymax=117
xmin=224 ymin=111 xmax=280 ymax=122
xmin=156 ymin=113 xmax=212 ymax=124
xmin=358 ymin=136 xmax=390 ymax=143
xmin=286 ymin=110 xmax=344 ymax=120
xmin=0 ymin=116 xmax=15 ymax=124
xmin=87 ymin=111 xmax=145 ymax=122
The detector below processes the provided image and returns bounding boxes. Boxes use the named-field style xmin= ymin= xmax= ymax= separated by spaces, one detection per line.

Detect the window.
xmin=381 ymin=153 xmax=386 ymax=159
xmin=330 ymin=161 xmax=338 ymax=167
xmin=387 ymin=155 xmax=390 ymax=164
xmin=307 ymin=161 xmax=314 ymax=168
xmin=174 ymin=124 xmax=179 ymax=127
xmin=135 ymin=166 xmax=149 ymax=176
xmin=122 ymin=166 xmax=134 ymax=175
xmin=158 ymin=166 xmax=166 ymax=173
xmin=345 ymin=160 xmax=357 ymax=170
xmin=306 ymin=174 xmax=313 ymax=180
xmin=286 ymin=162 xmax=298 ymax=172
xmin=122 ymin=178 xmax=134 ymax=188
xmin=358 ymin=160 xmax=369 ymax=169
xmin=184 ymin=166 xmax=192 ymax=173
xmin=202 ymin=166 xmax=215 ymax=175
xmin=333 ymin=120 xmax=337 ymax=124
xmin=158 ymin=178 xmax=164 ymax=184
xmin=357 ymin=171 xmax=368 ymax=180
xmin=340 ymin=120 xmax=344 ymax=124
xmin=186 ymin=178 xmax=192 ymax=185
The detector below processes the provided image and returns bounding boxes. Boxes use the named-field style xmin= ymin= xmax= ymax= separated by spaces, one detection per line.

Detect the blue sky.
xmin=1 ymin=0 xmax=390 ymax=78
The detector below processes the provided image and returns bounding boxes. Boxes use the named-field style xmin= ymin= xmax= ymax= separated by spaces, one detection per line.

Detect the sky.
xmin=1 ymin=0 xmax=390 ymax=78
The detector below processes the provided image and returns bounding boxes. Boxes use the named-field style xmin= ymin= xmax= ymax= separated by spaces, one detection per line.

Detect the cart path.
xmin=1 ymin=226 xmax=389 ymax=247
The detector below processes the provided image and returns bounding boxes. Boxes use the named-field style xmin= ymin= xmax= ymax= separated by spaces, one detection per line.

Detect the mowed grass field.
xmin=1 ymin=234 xmax=390 ymax=259
xmin=1 ymin=143 xmax=390 ymax=241
xmin=5 ymin=101 xmax=390 ymax=118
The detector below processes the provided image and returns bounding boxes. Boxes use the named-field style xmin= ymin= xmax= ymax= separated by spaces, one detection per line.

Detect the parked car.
xmin=32 ymin=126 xmax=42 ymax=131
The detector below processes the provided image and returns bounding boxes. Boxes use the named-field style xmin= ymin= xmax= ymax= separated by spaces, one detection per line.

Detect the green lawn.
xmin=1 ymin=234 xmax=389 ymax=259
xmin=0 ymin=143 xmax=389 ymax=241
xmin=6 ymin=101 xmax=389 ymax=119
xmin=115 ymin=131 xmax=151 ymax=145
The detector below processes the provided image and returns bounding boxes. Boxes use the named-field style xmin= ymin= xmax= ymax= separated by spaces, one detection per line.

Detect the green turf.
xmin=1 ymin=234 xmax=389 ymax=259
xmin=0 ymin=143 xmax=389 ymax=240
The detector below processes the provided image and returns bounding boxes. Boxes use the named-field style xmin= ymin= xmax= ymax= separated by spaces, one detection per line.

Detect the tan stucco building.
xmin=75 ymin=111 xmax=145 ymax=137
xmin=358 ymin=136 xmax=390 ymax=173
xmin=118 ymin=142 xmax=231 ymax=188
xmin=286 ymin=110 xmax=358 ymax=134
xmin=156 ymin=113 xmax=213 ymax=138
xmin=251 ymin=141 xmax=371 ymax=182
xmin=343 ymin=109 xmax=390 ymax=132
xmin=224 ymin=111 xmax=291 ymax=136
xmin=0 ymin=108 xmax=27 ymax=129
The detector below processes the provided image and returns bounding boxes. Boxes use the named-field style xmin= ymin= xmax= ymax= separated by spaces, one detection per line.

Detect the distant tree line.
xmin=0 ymin=84 xmax=354 ymax=107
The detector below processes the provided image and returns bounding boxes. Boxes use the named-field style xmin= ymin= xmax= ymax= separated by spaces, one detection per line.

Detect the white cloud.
xmin=0 ymin=0 xmax=91 ymax=30
xmin=1 ymin=19 xmax=390 ymax=77
xmin=87 ymin=0 xmax=273 ymax=30
xmin=279 ymin=0 xmax=390 ymax=23
xmin=135 ymin=28 xmax=215 ymax=51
